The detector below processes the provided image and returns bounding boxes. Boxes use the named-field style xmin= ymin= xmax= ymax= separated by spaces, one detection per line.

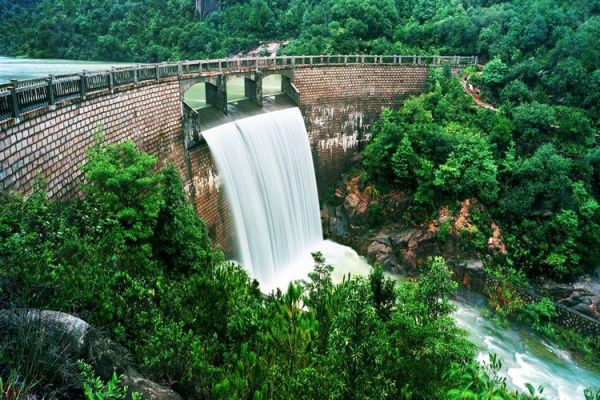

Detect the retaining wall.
xmin=451 ymin=262 xmax=600 ymax=336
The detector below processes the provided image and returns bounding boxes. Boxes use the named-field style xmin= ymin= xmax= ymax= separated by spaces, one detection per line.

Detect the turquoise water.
xmin=0 ymin=56 xmax=131 ymax=84
xmin=324 ymin=251 xmax=600 ymax=399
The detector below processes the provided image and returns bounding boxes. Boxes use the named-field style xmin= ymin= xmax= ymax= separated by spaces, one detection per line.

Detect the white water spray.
xmin=203 ymin=108 xmax=323 ymax=290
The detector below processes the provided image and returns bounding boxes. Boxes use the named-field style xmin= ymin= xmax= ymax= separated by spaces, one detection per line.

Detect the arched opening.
xmin=184 ymin=83 xmax=207 ymax=110
xmin=226 ymin=76 xmax=247 ymax=103
xmin=262 ymin=74 xmax=283 ymax=96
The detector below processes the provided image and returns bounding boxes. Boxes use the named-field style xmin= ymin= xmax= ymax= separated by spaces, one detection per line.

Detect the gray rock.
xmin=0 ymin=309 xmax=91 ymax=356
xmin=466 ymin=260 xmax=484 ymax=271
xmin=389 ymin=228 xmax=417 ymax=247
xmin=366 ymin=240 xmax=402 ymax=273
xmin=332 ymin=205 xmax=349 ymax=236
xmin=541 ymin=278 xmax=600 ymax=320
xmin=0 ymin=309 xmax=183 ymax=400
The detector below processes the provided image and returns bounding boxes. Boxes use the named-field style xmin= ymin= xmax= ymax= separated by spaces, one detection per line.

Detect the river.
xmin=310 ymin=241 xmax=600 ymax=400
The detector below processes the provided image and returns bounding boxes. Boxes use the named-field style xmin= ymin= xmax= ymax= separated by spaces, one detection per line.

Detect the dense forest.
xmin=362 ymin=65 xmax=600 ymax=281
xmin=3 ymin=133 xmax=574 ymax=400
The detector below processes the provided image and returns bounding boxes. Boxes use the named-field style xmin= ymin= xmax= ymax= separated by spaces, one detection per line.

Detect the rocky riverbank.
xmin=321 ymin=174 xmax=600 ymax=322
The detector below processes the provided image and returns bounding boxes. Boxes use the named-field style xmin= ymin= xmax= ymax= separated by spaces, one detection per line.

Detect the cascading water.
xmin=204 ymin=105 xmax=600 ymax=398
xmin=203 ymin=108 xmax=323 ymax=290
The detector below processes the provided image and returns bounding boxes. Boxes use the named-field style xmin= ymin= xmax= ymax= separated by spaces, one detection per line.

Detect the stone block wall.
xmin=451 ymin=262 xmax=600 ymax=336
xmin=293 ymin=65 xmax=431 ymax=195
xmin=0 ymin=81 xmax=184 ymax=198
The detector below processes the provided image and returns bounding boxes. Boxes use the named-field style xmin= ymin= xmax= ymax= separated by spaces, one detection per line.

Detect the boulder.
xmin=0 ymin=309 xmax=183 ymax=400
xmin=540 ymin=277 xmax=600 ymax=320
xmin=466 ymin=260 xmax=484 ymax=271
xmin=0 ymin=309 xmax=91 ymax=359
xmin=332 ymin=205 xmax=350 ymax=237
xmin=343 ymin=193 xmax=370 ymax=225
xmin=389 ymin=228 xmax=417 ymax=247
xmin=366 ymin=240 xmax=403 ymax=274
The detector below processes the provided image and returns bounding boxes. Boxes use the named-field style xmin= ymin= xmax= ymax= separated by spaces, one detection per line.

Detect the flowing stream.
xmin=205 ymin=106 xmax=600 ymax=398
xmin=324 ymin=249 xmax=600 ymax=399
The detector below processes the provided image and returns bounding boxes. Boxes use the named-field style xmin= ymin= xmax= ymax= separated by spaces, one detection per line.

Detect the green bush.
xmin=78 ymin=361 xmax=141 ymax=400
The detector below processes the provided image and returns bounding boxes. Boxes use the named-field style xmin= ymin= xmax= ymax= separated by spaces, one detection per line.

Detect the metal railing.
xmin=0 ymin=54 xmax=477 ymax=125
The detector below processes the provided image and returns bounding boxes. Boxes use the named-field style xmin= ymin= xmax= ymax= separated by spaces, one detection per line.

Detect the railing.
xmin=0 ymin=54 xmax=477 ymax=125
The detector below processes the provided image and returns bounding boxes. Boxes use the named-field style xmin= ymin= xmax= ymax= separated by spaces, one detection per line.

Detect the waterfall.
xmin=203 ymin=108 xmax=323 ymax=290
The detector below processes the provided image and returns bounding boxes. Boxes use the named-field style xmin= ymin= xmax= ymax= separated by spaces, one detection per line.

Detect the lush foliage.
xmin=78 ymin=361 xmax=141 ymax=400
xmin=0 ymin=139 xmax=543 ymax=399
xmin=362 ymin=67 xmax=599 ymax=280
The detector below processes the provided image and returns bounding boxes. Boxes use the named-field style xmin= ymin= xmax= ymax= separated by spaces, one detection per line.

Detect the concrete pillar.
xmin=182 ymin=103 xmax=202 ymax=149
xmin=281 ymin=75 xmax=299 ymax=105
xmin=244 ymin=71 xmax=263 ymax=107
xmin=205 ymin=75 xmax=227 ymax=115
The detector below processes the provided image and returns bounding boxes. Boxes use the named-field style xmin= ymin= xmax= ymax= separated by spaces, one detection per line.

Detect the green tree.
xmin=434 ymin=128 xmax=499 ymax=203
xmin=153 ymin=164 xmax=215 ymax=275
xmin=82 ymin=138 xmax=162 ymax=243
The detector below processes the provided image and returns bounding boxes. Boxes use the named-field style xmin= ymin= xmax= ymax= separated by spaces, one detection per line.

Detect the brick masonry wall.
xmin=293 ymin=65 xmax=431 ymax=195
xmin=0 ymin=80 xmax=235 ymax=254
xmin=186 ymin=143 xmax=237 ymax=255
xmin=0 ymin=64 xmax=440 ymax=257
xmin=1 ymin=81 xmax=184 ymax=198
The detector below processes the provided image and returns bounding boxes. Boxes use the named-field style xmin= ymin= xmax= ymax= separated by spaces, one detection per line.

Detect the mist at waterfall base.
xmin=203 ymin=107 xmax=600 ymax=399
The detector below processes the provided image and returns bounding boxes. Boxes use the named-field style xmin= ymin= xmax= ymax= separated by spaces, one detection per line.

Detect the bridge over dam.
xmin=0 ymin=55 xmax=476 ymax=251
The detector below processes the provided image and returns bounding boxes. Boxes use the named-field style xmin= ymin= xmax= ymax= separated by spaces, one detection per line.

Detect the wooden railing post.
xmin=178 ymin=62 xmax=183 ymax=78
xmin=9 ymin=80 xmax=20 ymax=121
xmin=79 ymin=73 xmax=87 ymax=100
xmin=155 ymin=65 xmax=160 ymax=82
xmin=133 ymin=66 xmax=139 ymax=85
xmin=47 ymin=74 xmax=56 ymax=109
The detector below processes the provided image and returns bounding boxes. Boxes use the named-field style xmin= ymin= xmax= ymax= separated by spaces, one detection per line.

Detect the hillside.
xmin=1 ymin=0 xmax=598 ymax=119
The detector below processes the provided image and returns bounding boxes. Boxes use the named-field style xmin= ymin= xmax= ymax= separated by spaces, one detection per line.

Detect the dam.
xmin=0 ymin=55 xmax=476 ymax=252
xmin=3 ymin=55 xmax=600 ymax=398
